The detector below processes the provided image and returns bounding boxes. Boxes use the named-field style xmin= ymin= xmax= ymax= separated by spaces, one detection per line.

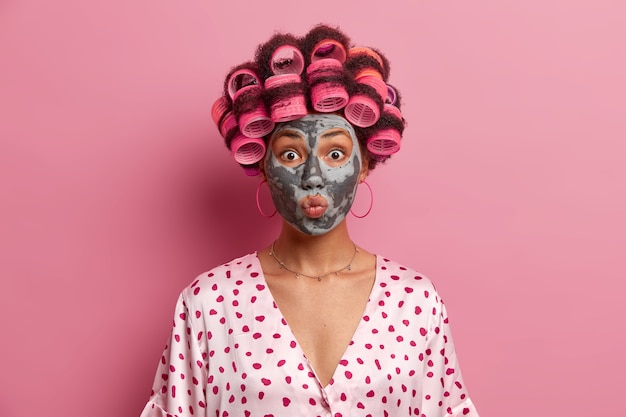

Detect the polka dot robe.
xmin=141 ymin=253 xmax=479 ymax=417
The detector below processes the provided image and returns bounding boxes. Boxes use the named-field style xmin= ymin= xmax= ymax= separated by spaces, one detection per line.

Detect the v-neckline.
xmin=253 ymin=252 xmax=379 ymax=389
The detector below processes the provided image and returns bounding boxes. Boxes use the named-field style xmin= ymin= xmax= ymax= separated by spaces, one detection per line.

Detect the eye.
xmin=280 ymin=150 xmax=301 ymax=162
xmin=328 ymin=149 xmax=345 ymax=161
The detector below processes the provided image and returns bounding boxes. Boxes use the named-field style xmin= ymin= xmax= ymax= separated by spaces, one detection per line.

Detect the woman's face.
xmin=263 ymin=114 xmax=366 ymax=235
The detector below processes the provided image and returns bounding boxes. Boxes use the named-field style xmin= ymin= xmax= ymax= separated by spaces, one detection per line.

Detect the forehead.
xmin=271 ymin=114 xmax=357 ymax=143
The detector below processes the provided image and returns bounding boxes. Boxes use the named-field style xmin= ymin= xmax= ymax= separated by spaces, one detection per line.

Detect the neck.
xmin=272 ymin=218 xmax=356 ymax=274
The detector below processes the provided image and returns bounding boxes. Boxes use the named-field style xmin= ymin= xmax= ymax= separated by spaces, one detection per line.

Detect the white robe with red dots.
xmin=141 ymin=253 xmax=479 ymax=417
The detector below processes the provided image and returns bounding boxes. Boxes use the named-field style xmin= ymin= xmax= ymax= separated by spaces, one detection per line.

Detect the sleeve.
xmin=419 ymin=297 xmax=480 ymax=417
xmin=140 ymin=293 xmax=208 ymax=417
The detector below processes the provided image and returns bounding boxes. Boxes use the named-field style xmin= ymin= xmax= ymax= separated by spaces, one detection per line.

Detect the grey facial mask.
xmin=264 ymin=114 xmax=362 ymax=235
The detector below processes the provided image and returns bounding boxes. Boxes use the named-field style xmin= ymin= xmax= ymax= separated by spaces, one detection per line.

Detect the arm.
xmin=140 ymin=294 xmax=208 ymax=417
xmin=419 ymin=297 xmax=480 ymax=417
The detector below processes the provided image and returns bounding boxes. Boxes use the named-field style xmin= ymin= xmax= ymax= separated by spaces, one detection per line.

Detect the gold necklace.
xmin=269 ymin=241 xmax=359 ymax=281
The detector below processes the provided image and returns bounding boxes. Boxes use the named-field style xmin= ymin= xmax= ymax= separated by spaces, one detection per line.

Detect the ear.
xmin=359 ymin=153 xmax=370 ymax=183
xmin=258 ymin=158 xmax=267 ymax=181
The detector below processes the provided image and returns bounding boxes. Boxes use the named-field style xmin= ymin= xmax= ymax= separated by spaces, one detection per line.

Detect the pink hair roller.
xmin=219 ymin=111 xmax=237 ymax=138
xmin=311 ymin=40 xmax=347 ymax=63
xmin=211 ymin=96 xmax=229 ymax=126
xmin=236 ymin=94 xmax=274 ymax=138
xmin=356 ymin=75 xmax=387 ymax=100
xmin=228 ymin=69 xmax=274 ymax=138
xmin=227 ymin=69 xmax=261 ymax=99
xmin=354 ymin=67 xmax=383 ymax=80
xmin=271 ymin=45 xmax=305 ymax=75
xmin=348 ymin=46 xmax=384 ymax=68
xmin=366 ymin=104 xmax=403 ymax=156
xmin=230 ymin=134 xmax=267 ymax=165
xmin=211 ymin=97 xmax=238 ymax=138
xmin=386 ymin=85 xmax=397 ymax=105
xmin=383 ymin=102 xmax=402 ymax=119
xmin=344 ymin=96 xmax=380 ymax=127
xmin=344 ymin=75 xmax=386 ymax=127
xmin=307 ymin=59 xmax=349 ymax=112
xmin=264 ymin=74 xmax=307 ymax=122
xmin=366 ymin=128 xmax=402 ymax=156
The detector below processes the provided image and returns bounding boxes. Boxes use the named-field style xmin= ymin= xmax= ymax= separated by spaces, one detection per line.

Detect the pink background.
xmin=1 ymin=0 xmax=624 ymax=416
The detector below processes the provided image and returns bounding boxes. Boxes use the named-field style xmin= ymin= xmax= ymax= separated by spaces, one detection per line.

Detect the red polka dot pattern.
xmin=140 ymin=254 xmax=479 ymax=417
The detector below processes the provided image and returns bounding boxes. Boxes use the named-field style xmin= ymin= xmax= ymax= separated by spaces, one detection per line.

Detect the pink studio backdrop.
xmin=1 ymin=1 xmax=624 ymax=416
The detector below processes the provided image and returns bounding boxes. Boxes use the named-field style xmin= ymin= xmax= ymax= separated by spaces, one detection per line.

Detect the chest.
xmin=267 ymin=274 xmax=375 ymax=386
xmin=188 ymin=254 xmax=440 ymax=415
xmin=201 ymin=276 xmax=431 ymax=415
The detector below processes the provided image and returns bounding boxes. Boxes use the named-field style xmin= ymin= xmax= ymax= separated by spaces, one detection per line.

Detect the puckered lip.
xmin=300 ymin=194 xmax=328 ymax=218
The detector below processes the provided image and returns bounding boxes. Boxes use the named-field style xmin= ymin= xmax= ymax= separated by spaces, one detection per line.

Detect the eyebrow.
xmin=275 ymin=128 xmax=349 ymax=141
xmin=276 ymin=130 xmax=304 ymax=140
xmin=320 ymin=129 xmax=349 ymax=139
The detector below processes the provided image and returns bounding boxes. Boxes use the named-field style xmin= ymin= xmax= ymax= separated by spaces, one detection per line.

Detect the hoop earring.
xmin=256 ymin=180 xmax=277 ymax=218
xmin=350 ymin=180 xmax=374 ymax=218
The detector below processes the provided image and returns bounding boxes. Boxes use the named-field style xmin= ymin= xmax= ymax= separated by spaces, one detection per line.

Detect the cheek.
xmin=324 ymin=156 xmax=361 ymax=198
xmin=266 ymin=159 xmax=299 ymax=196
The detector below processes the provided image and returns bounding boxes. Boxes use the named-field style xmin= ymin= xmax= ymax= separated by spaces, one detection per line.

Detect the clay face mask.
xmin=264 ymin=114 xmax=363 ymax=235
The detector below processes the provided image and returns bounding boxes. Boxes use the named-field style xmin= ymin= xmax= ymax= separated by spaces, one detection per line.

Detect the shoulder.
xmin=374 ymin=255 xmax=449 ymax=334
xmin=377 ymin=255 xmax=436 ymax=290
xmin=180 ymin=252 xmax=263 ymax=300
xmin=375 ymin=255 xmax=443 ymax=304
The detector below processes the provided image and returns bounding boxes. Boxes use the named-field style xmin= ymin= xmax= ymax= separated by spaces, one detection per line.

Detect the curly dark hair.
xmin=211 ymin=24 xmax=406 ymax=175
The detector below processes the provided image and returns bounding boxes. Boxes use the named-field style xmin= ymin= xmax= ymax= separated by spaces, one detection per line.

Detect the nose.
xmin=301 ymin=156 xmax=324 ymax=190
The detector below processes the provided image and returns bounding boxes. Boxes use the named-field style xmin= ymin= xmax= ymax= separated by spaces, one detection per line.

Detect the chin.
xmin=290 ymin=216 xmax=345 ymax=236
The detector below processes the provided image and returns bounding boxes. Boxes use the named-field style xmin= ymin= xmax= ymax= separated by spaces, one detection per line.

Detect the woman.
xmin=141 ymin=25 xmax=479 ymax=417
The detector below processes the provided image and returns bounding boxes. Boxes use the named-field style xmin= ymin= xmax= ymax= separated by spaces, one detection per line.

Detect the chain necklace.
xmin=269 ymin=241 xmax=359 ymax=282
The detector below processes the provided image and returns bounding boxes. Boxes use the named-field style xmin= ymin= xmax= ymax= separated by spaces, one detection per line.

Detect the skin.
xmin=262 ymin=114 xmax=366 ymax=236
xmin=259 ymin=114 xmax=376 ymax=386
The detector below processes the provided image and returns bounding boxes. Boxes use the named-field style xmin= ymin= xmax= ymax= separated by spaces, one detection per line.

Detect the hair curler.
xmin=343 ymin=75 xmax=386 ymax=127
xmin=211 ymin=96 xmax=230 ymax=126
xmin=348 ymin=46 xmax=384 ymax=68
xmin=344 ymin=96 xmax=381 ymax=127
xmin=218 ymin=111 xmax=238 ymax=138
xmin=264 ymin=74 xmax=307 ymax=122
xmin=343 ymin=47 xmax=388 ymax=127
xmin=227 ymin=69 xmax=260 ymax=99
xmin=235 ymin=88 xmax=274 ymax=138
xmin=311 ymin=39 xmax=347 ymax=63
xmin=211 ymin=96 xmax=239 ymax=138
xmin=271 ymin=45 xmax=305 ymax=75
xmin=366 ymin=128 xmax=402 ymax=156
xmin=306 ymin=59 xmax=349 ymax=112
xmin=386 ymin=84 xmax=397 ymax=105
xmin=230 ymin=133 xmax=266 ymax=165
xmin=228 ymin=68 xmax=274 ymax=138
xmin=366 ymin=104 xmax=403 ymax=156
